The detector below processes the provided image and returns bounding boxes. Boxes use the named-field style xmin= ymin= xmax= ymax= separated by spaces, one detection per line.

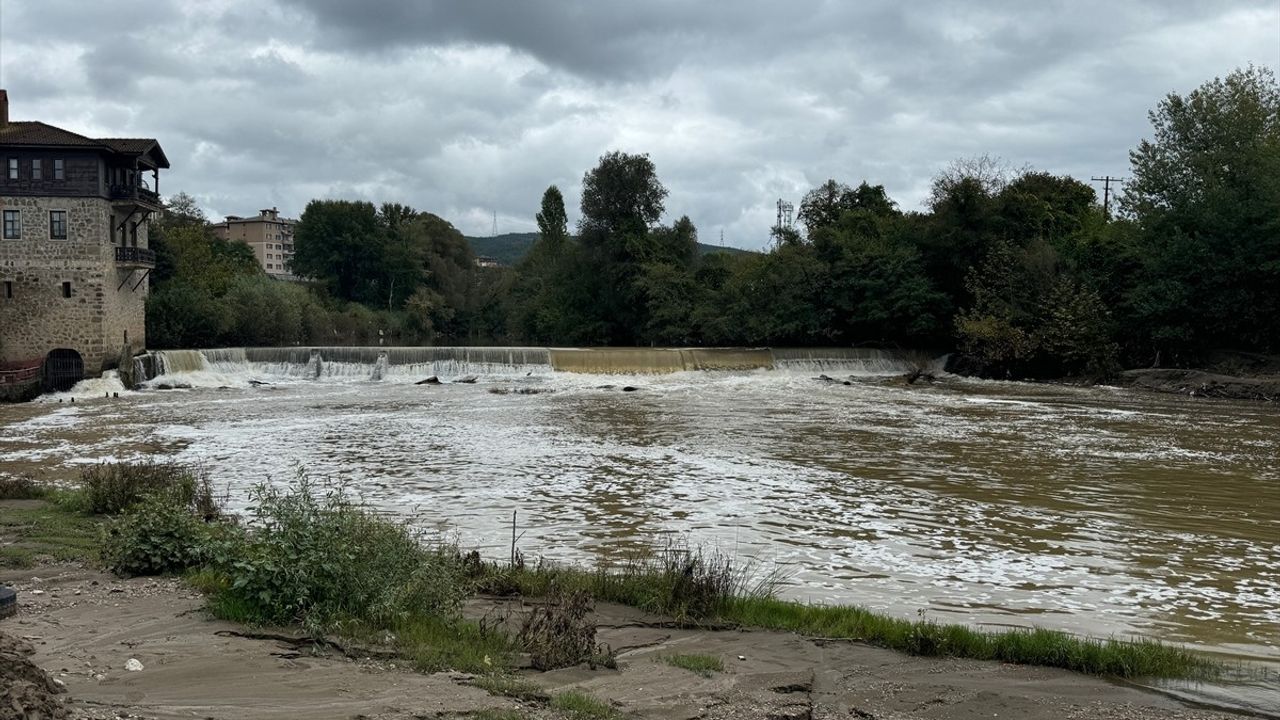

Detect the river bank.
xmin=0 ymin=559 xmax=1254 ymax=720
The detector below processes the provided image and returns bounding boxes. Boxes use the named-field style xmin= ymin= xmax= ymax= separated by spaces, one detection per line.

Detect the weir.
xmin=134 ymin=346 xmax=945 ymax=383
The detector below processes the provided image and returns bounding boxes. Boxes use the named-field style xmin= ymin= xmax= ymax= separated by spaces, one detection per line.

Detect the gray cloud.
xmin=1 ymin=1 xmax=1276 ymax=248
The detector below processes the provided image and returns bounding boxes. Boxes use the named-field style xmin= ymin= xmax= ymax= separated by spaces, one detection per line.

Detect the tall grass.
xmin=479 ymin=543 xmax=778 ymax=623
xmin=79 ymin=460 xmax=217 ymax=517
xmin=483 ymin=551 xmax=1218 ymax=681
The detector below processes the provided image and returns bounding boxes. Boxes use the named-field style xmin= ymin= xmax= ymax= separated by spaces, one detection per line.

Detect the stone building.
xmin=0 ymin=89 xmax=169 ymax=395
xmin=211 ymin=207 xmax=297 ymax=278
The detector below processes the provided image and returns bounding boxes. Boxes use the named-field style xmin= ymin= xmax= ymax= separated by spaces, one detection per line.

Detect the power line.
xmin=1091 ymin=176 xmax=1124 ymax=221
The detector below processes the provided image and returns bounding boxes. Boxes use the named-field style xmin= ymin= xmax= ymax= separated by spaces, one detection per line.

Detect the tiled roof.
xmin=98 ymin=138 xmax=158 ymax=154
xmin=0 ymin=122 xmax=169 ymax=168
xmin=0 ymin=121 xmax=102 ymax=147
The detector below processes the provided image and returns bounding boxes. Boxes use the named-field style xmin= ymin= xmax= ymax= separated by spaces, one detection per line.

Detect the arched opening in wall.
xmin=43 ymin=349 xmax=84 ymax=392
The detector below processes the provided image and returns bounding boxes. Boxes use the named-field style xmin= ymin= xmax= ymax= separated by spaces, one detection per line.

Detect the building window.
xmin=32 ymin=159 xmax=43 ymax=180
xmin=62 ymin=281 xmax=72 ymax=298
xmin=267 ymin=263 xmax=274 ymax=269
xmin=53 ymin=159 xmax=64 ymax=180
xmin=7 ymin=158 xmax=16 ymax=180
xmin=2 ymin=210 xmax=18 ymax=239
xmin=130 ymin=222 xmax=138 ymax=246
xmin=3 ymin=281 xmax=12 ymax=299
xmin=49 ymin=210 xmax=68 ymax=240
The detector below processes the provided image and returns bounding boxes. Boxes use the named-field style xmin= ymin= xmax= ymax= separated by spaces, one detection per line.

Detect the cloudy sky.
xmin=2 ymin=1 xmax=1276 ymax=248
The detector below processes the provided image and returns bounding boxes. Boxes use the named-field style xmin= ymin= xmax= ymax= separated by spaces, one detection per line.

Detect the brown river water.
xmin=1 ymin=347 xmax=1277 ymax=712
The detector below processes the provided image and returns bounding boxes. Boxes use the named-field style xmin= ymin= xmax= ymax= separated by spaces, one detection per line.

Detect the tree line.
xmin=147 ymin=66 xmax=1279 ymax=379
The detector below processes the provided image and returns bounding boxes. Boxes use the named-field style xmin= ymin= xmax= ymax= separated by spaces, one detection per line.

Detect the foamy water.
xmin=2 ymin=350 xmax=1277 ymax=712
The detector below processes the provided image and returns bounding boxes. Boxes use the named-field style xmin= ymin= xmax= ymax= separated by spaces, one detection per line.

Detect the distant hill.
xmin=466 ymin=232 xmax=754 ymax=266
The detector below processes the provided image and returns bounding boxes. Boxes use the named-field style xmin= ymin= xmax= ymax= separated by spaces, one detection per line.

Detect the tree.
xmin=536 ymin=185 xmax=569 ymax=248
xmin=577 ymin=151 xmax=671 ymax=344
xmin=798 ymin=179 xmax=853 ymax=237
xmin=1122 ymin=65 xmax=1280 ymax=357
xmin=292 ymin=200 xmax=385 ymax=304
xmin=579 ymin=151 xmax=668 ymax=243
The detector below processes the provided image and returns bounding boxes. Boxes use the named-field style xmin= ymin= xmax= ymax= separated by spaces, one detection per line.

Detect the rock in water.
xmin=621 ymin=386 xmax=639 ymax=392
xmin=125 ymin=658 xmax=144 ymax=672
xmin=415 ymin=376 xmax=441 ymax=385
xmin=456 ymin=375 xmax=478 ymax=384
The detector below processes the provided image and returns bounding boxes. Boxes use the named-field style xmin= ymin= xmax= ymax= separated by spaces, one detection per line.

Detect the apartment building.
xmin=211 ymin=207 xmax=296 ymax=278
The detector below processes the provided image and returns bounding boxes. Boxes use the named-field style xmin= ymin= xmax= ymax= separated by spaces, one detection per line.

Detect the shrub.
xmin=517 ymin=589 xmax=612 ymax=670
xmin=101 ymin=490 xmax=215 ymax=576
xmin=210 ymin=477 xmax=467 ymax=634
xmin=80 ymin=460 xmax=216 ymax=517
xmin=0 ymin=475 xmax=47 ymax=500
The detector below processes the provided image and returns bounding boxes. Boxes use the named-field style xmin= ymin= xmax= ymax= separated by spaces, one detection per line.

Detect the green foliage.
xmin=1122 ymin=65 xmax=1280 ymax=359
xmin=207 ymin=477 xmax=467 ymax=634
xmin=146 ymin=283 xmax=229 ymax=349
xmin=80 ymin=460 xmax=215 ymax=517
xmin=101 ymin=490 xmax=215 ymax=576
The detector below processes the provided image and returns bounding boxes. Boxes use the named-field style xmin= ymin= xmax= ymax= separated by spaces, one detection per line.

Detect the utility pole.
xmin=1091 ymin=176 xmax=1123 ymax=221
xmin=490 ymin=210 xmax=498 ymax=237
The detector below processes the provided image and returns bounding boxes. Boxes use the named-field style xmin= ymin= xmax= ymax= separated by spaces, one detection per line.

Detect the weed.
xmin=662 ymin=653 xmax=723 ymax=677
xmin=518 ymin=589 xmax=613 ymax=670
xmin=478 ymin=543 xmax=777 ymax=624
xmin=471 ymin=674 xmax=548 ymax=702
xmin=0 ymin=475 xmax=47 ymax=500
xmin=80 ymin=460 xmax=216 ymax=517
xmin=549 ymin=690 xmax=619 ymax=720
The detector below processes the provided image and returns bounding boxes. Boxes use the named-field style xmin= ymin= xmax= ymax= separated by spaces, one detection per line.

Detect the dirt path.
xmin=0 ymin=564 xmax=1256 ymax=719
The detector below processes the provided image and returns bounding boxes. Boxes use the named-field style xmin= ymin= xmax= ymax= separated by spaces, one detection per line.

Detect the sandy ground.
xmin=0 ymin=563 xmax=1258 ymax=720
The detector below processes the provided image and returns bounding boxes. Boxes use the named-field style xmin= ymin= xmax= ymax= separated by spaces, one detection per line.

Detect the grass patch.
xmin=550 ymin=690 xmax=619 ymax=720
xmin=471 ymin=674 xmax=549 ymax=702
xmin=662 ymin=653 xmax=723 ymax=677
xmin=718 ymin=597 xmax=1218 ymax=680
xmin=0 ymin=496 xmax=102 ymax=568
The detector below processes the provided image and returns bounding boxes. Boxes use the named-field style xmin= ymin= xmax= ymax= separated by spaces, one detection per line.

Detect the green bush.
xmin=210 ymin=477 xmax=467 ymax=634
xmin=101 ymin=490 xmax=217 ymax=576
xmin=80 ymin=461 xmax=216 ymax=517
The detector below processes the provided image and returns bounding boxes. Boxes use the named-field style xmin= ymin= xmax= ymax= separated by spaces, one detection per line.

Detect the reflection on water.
xmin=1 ymin=365 xmax=1278 ymax=701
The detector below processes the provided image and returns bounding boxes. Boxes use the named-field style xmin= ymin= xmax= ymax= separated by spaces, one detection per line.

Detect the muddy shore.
xmin=0 ymin=562 xmax=1256 ymax=720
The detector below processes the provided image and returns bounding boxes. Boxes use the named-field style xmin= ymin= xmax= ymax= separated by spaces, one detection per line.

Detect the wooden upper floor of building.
xmin=0 ymin=90 xmax=169 ymax=210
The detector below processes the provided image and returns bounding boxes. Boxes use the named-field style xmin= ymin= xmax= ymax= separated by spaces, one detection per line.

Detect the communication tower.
xmin=776 ymin=199 xmax=794 ymax=231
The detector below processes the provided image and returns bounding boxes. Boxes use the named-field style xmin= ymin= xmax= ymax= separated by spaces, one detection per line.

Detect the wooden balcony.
xmin=109 ymin=183 xmax=163 ymax=210
xmin=115 ymin=245 xmax=156 ymax=268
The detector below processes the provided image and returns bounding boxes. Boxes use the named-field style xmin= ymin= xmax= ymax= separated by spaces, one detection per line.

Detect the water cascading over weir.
xmin=133 ymin=346 xmax=946 ymax=384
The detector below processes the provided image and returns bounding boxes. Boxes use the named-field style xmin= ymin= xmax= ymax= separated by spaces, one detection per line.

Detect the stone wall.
xmin=0 ymin=195 xmax=149 ymax=373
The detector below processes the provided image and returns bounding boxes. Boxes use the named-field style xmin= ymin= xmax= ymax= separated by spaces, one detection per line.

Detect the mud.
xmin=0 ymin=563 xmax=1256 ymax=720
xmin=1 ymin=629 xmax=67 ymax=720
xmin=1119 ymin=368 xmax=1280 ymax=401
